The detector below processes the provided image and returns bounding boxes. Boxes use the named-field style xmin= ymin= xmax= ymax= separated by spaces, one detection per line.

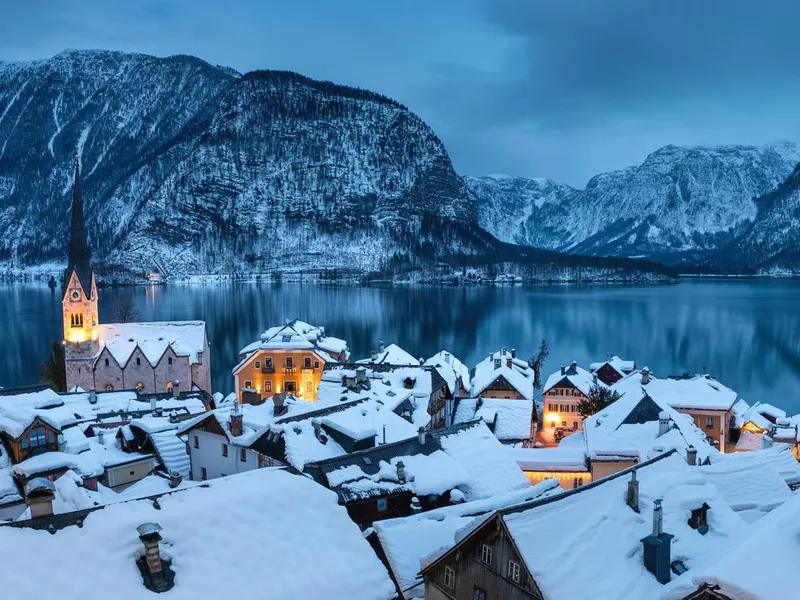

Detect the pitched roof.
xmin=0 ymin=468 xmax=396 ymax=600
xmin=590 ymin=356 xmax=636 ymax=375
xmin=357 ymin=343 xmax=420 ymax=366
xmin=543 ymin=362 xmax=604 ymax=396
xmin=471 ymin=350 xmax=534 ymax=400
xmin=424 ymin=351 xmax=471 ymax=394
xmin=622 ymin=373 xmax=738 ymax=412
xmin=97 ymin=321 xmax=207 ymax=367
xmin=454 ymin=397 xmax=534 ymax=442
xmin=236 ymin=320 xmax=349 ymax=365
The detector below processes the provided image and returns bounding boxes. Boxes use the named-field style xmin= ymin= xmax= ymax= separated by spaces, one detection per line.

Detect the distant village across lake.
xmin=0 ymin=157 xmax=798 ymax=599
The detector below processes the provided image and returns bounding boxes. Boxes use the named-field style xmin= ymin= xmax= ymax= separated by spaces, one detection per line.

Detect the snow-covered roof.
xmin=507 ymin=446 xmax=589 ymax=472
xmin=426 ymin=452 xmax=746 ymax=600
xmin=584 ymin=379 xmax=717 ymax=462
xmin=372 ymin=480 xmax=560 ymax=599
xmin=424 ymin=351 xmax=471 ymax=394
xmin=98 ymin=321 xmax=207 ymax=367
xmin=742 ymin=401 xmax=787 ymax=431
xmin=471 ymin=350 xmax=534 ymax=400
xmin=616 ymin=373 xmax=738 ymax=412
xmin=454 ymin=397 xmax=533 ymax=442
xmin=662 ymin=492 xmax=800 ymax=600
xmin=543 ymin=362 xmax=604 ymax=396
xmin=357 ymin=343 xmax=420 ymax=366
xmin=236 ymin=319 xmax=349 ymax=363
xmin=589 ymin=355 xmax=636 ymax=374
xmin=0 ymin=468 xmax=396 ymax=600
xmin=707 ymin=445 xmax=800 ymax=489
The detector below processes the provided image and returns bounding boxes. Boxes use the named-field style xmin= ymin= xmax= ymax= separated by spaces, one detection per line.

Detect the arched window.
xmin=70 ymin=313 xmax=84 ymax=328
xmin=104 ymin=383 xmax=114 ymax=391
xmin=136 ymin=382 xmax=145 ymax=392
xmin=136 ymin=357 xmax=141 ymax=366
xmin=167 ymin=356 xmax=173 ymax=365
xmin=104 ymin=358 xmax=110 ymax=367
xmin=166 ymin=381 xmax=174 ymax=391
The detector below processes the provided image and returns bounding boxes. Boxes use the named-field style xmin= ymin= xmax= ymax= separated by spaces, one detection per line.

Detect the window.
xmin=285 ymin=381 xmax=296 ymax=393
xmin=136 ymin=382 xmax=144 ymax=392
xmin=473 ymin=587 xmax=487 ymax=600
xmin=255 ymin=360 xmax=261 ymax=369
xmin=304 ymin=357 xmax=312 ymax=368
xmin=104 ymin=358 xmax=109 ymax=367
xmin=377 ymin=497 xmax=388 ymax=512
xmin=444 ymin=566 xmax=455 ymax=590
xmin=104 ymin=383 xmax=114 ymax=391
xmin=480 ymin=543 xmax=493 ymax=566
xmin=222 ymin=444 xmax=228 ymax=457
xmin=265 ymin=357 xmax=273 ymax=368
xmin=200 ymin=467 xmax=207 ymax=480
xmin=573 ymin=477 xmax=583 ymax=489
xmin=244 ymin=380 xmax=252 ymax=390
xmin=573 ymin=421 xmax=578 ymax=430
xmin=193 ymin=435 xmax=199 ymax=449
xmin=136 ymin=357 xmax=141 ymax=366
xmin=29 ymin=427 xmax=47 ymax=448
xmin=281 ymin=335 xmax=292 ymax=343
xmin=70 ymin=313 xmax=84 ymax=328
xmin=168 ymin=356 xmax=173 ymax=365
xmin=286 ymin=356 xmax=294 ymax=368
xmin=561 ymin=421 xmax=567 ymax=427
xmin=314 ymin=360 xmax=320 ymax=369
xmin=240 ymin=448 xmax=247 ymax=463
xmin=265 ymin=381 xmax=272 ymax=393
xmin=705 ymin=416 xmax=714 ymax=429
xmin=508 ymin=560 xmax=521 ymax=583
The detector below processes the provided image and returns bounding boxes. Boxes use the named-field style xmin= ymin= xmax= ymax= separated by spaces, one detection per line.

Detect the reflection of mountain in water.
xmin=2 ymin=281 xmax=800 ymax=412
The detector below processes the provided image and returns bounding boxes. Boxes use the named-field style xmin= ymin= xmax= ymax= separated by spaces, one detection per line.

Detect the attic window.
xmin=688 ymin=503 xmax=710 ymax=535
xmin=168 ymin=357 xmax=173 ymax=366
xmin=480 ymin=543 xmax=493 ymax=566
xmin=136 ymin=357 xmax=142 ymax=366
xmin=508 ymin=560 xmax=521 ymax=583
xmin=282 ymin=335 xmax=292 ymax=343
xmin=444 ymin=566 xmax=455 ymax=590
xmin=105 ymin=358 xmax=110 ymax=367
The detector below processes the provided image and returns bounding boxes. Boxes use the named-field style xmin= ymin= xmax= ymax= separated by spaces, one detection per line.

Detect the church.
xmin=62 ymin=155 xmax=212 ymax=395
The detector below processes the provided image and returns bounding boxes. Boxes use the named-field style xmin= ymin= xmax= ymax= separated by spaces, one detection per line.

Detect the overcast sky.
xmin=2 ymin=0 xmax=800 ymax=186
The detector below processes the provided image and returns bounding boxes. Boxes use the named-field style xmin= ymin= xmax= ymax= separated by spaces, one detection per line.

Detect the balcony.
xmin=261 ymin=365 xmax=275 ymax=374
xmin=282 ymin=366 xmax=296 ymax=375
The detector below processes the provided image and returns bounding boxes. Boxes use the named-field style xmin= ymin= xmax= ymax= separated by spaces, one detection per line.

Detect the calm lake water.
xmin=2 ymin=280 xmax=800 ymax=413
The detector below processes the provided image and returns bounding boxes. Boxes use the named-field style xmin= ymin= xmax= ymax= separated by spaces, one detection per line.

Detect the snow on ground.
xmin=0 ymin=468 xmax=396 ymax=600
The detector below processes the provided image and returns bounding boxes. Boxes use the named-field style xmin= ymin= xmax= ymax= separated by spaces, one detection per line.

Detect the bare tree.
xmin=113 ymin=295 xmax=140 ymax=323
xmin=38 ymin=340 xmax=66 ymax=392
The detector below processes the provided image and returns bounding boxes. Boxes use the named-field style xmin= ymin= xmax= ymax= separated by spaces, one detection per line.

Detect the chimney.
xmin=137 ymin=522 xmax=173 ymax=592
xmin=97 ymin=429 xmax=105 ymax=445
xmin=410 ymin=496 xmax=422 ymax=514
xmin=313 ymin=422 xmax=328 ymax=444
xmin=418 ymin=427 xmax=427 ymax=445
xmin=370 ymin=349 xmax=377 ymax=362
xmin=168 ymin=470 xmax=183 ymax=488
xmin=593 ymin=373 xmax=598 ymax=385
xmin=444 ymin=352 xmax=451 ymax=364
xmin=494 ymin=358 xmax=501 ymax=370
xmin=89 ymin=390 xmax=97 ymax=404
xmin=272 ymin=393 xmax=287 ymax=417
xmin=642 ymin=367 xmax=651 ymax=385
xmin=570 ymin=360 xmax=578 ymax=374
xmin=658 ymin=411 xmax=671 ymax=437
xmin=379 ymin=340 xmax=385 ymax=354
xmin=396 ymin=460 xmax=406 ymax=484
xmin=356 ymin=367 xmax=366 ymax=385
xmin=171 ymin=381 xmax=180 ymax=398
xmin=511 ymin=348 xmax=516 ymax=359
xmin=561 ymin=364 xmax=566 ymax=376
xmin=506 ymin=358 xmax=512 ymax=368
xmin=502 ymin=347 xmax=507 ymax=356
xmin=626 ymin=471 xmax=640 ymax=512
xmin=641 ymin=499 xmax=674 ymax=585
xmin=24 ymin=479 xmax=55 ymax=518
xmin=230 ymin=403 xmax=243 ymax=437
xmin=150 ymin=396 xmax=157 ymax=412
xmin=686 ymin=446 xmax=698 ymax=466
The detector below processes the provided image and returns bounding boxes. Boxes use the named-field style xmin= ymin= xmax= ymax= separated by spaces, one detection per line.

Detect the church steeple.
xmin=65 ymin=153 xmax=92 ymax=291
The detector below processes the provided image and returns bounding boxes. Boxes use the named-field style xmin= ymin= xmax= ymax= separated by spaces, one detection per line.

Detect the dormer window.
xmin=688 ymin=503 xmax=710 ymax=534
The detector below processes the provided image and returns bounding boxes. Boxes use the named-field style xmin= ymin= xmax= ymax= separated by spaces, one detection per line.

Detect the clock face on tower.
xmin=70 ymin=289 xmax=81 ymax=302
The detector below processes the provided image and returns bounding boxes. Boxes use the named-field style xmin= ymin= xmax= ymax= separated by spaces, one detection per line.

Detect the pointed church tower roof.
xmin=64 ymin=153 xmax=93 ymax=291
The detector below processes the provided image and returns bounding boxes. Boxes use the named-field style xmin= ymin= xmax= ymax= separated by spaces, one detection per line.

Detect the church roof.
xmin=64 ymin=155 xmax=93 ymax=292
xmin=96 ymin=321 xmax=207 ymax=368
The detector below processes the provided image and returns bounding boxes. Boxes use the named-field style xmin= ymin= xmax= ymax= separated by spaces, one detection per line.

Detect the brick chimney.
xmin=626 ymin=471 xmax=639 ymax=513
xmin=272 ymin=393 xmax=287 ymax=417
xmin=686 ymin=446 xmax=698 ymax=466
xmin=641 ymin=500 xmax=674 ymax=584
xmin=168 ymin=470 xmax=183 ymax=488
xmin=230 ymin=402 xmax=243 ymax=437
xmin=137 ymin=522 xmax=173 ymax=592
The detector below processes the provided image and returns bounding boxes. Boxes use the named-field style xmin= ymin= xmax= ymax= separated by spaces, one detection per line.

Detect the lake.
xmin=2 ymin=280 xmax=800 ymax=413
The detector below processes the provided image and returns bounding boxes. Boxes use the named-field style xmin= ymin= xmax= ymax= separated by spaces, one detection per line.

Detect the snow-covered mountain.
xmin=469 ymin=143 xmax=800 ymax=266
xmin=0 ymin=50 xmax=489 ymax=278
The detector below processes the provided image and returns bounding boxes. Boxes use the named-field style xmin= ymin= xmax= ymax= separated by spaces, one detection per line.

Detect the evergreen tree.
xmin=578 ymin=385 xmax=622 ymax=419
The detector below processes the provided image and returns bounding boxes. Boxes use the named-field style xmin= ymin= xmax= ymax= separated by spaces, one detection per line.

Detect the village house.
xmin=232 ymin=319 xmax=349 ymax=404
xmin=615 ymin=370 xmax=739 ymax=453
xmin=0 ymin=386 xmax=206 ymax=520
xmin=590 ymin=355 xmax=636 ymax=385
xmin=453 ymin=398 xmax=535 ymax=445
xmin=303 ymin=420 xmax=529 ymax=527
xmin=357 ymin=342 xmax=421 ymax=366
xmin=62 ymin=155 xmax=211 ymax=395
xmin=420 ymin=451 xmax=747 ymax=600
xmin=470 ymin=348 xmax=534 ymax=401
xmin=0 ymin=468 xmax=396 ymax=600
xmin=542 ymin=360 xmax=605 ymax=432
xmin=506 ymin=446 xmax=592 ymax=490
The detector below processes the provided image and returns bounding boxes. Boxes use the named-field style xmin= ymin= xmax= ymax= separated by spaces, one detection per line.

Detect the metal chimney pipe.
xmin=652 ymin=499 xmax=663 ymax=537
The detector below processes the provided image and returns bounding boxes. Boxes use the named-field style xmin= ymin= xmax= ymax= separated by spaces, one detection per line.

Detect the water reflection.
xmin=2 ymin=280 xmax=800 ymax=412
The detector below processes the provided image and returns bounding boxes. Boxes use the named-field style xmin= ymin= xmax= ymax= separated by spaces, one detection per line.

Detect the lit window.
xmin=377 ymin=497 xmax=387 ymax=512
xmin=286 ymin=356 xmax=294 ymax=368
xmin=480 ymin=543 xmax=493 ymax=565
xmin=255 ymin=360 xmax=261 ymax=369
xmin=104 ymin=383 xmax=114 ymax=391
xmin=222 ymin=444 xmax=228 ymax=457
xmin=285 ymin=381 xmax=296 ymax=393
xmin=200 ymin=467 xmax=207 ymax=480
xmin=573 ymin=477 xmax=583 ymax=489
xmin=240 ymin=448 xmax=247 ymax=463
xmin=508 ymin=560 xmax=521 ymax=583
xmin=136 ymin=382 xmax=144 ymax=392
xmin=705 ymin=416 xmax=714 ymax=429
xmin=561 ymin=421 xmax=567 ymax=427
xmin=244 ymin=380 xmax=252 ymax=390
xmin=314 ymin=361 xmax=320 ymax=369
xmin=265 ymin=381 xmax=272 ymax=393
xmin=304 ymin=357 xmax=312 ymax=368
xmin=193 ymin=436 xmax=199 ymax=449
xmin=444 ymin=566 xmax=455 ymax=590
xmin=265 ymin=357 xmax=273 ymax=368
xmin=473 ymin=586 xmax=486 ymax=600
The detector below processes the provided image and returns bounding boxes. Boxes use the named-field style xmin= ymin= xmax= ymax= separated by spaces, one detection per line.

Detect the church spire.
xmin=65 ymin=153 xmax=92 ymax=291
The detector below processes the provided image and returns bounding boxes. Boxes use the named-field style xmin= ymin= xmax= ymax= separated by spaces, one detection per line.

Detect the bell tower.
xmin=63 ymin=153 xmax=99 ymax=390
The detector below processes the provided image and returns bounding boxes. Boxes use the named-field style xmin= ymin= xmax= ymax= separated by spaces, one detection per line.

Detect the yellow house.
xmin=233 ymin=320 xmax=349 ymax=404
